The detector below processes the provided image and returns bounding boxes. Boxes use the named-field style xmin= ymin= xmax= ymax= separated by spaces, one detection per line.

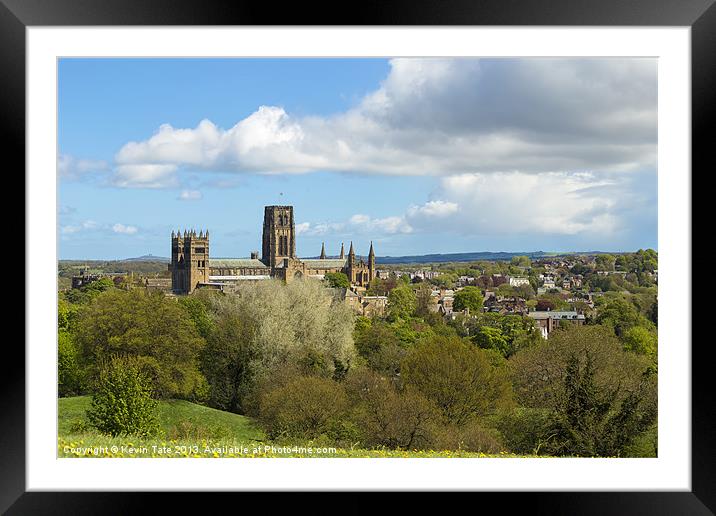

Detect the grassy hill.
xmin=59 ymin=396 xmax=264 ymax=442
xmin=58 ymin=396 xmax=519 ymax=458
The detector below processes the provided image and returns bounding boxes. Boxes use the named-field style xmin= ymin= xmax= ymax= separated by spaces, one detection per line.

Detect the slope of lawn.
xmin=59 ymin=396 xmax=264 ymax=442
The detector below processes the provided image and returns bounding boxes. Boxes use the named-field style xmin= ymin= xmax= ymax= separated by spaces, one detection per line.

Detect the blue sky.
xmin=58 ymin=58 xmax=657 ymax=260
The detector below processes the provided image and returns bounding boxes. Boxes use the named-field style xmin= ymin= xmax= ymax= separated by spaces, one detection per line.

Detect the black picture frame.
xmin=5 ymin=0 xmax=711 ymax=513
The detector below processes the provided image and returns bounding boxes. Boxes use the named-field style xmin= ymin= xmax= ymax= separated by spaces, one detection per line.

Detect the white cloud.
xmin=60 ymin=225 xmax=82 ymax=235
xmin=178 ymin=189 xmax=203 ymax=201
xmin=350 ymin=214 xmax=413 ymax=235
xmin=406 ymin=200 xmax=459 ymax=219
xmin=112 ymin=223 xmax=138 ymax=235
xmin=60 ymin=220 xmax=101 ymax=235
xmin=430 ymin=172 xmax=621 ymax=236
xmin=295 ymin=171 xmax=643 ymax=240
xmin=295 ymin=222 xmax=312 ymax=236
xmin=60 ymin=218 xmax=142 ymax=239
xmin=107 ymin=58 xmax=656 ymax=187
xmin=58 ymin=154 xmax=109 ymax=179
xmin=297 ymin=213 xmax=413 ymax=238
xmin=113 ymin=164 xmax=178 ymax=188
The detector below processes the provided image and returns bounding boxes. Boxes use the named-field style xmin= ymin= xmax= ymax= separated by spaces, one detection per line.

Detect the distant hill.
xmin=374 ymin=250 xmax=621 ymax=265
xmin=121 ymin=254 xmax=170 ymax=263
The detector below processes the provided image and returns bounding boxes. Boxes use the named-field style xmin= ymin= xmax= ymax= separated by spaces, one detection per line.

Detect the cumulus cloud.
xmin=108 ymin=58 xmax=656 ymax=187
xmin=430 ymin=172 xmax=621 ymax=236
xmin=295 ymin=169 xmax=655 ymax=241
xmin=58 ymin=154 xmax=109 ymax=179
xmin=112 ymin=164 xmax=178 ymax=188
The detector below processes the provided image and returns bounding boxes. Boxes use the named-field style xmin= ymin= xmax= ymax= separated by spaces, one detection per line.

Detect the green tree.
xmin=202 ymin=279 xmax=356 ymax=412
xmin=622 ymin=326 xmax=658 ymax=358
xmin=402 ymin=335 xmax=514 ymax=425
xmin=178 ymin=293 xmax=215 ymax=339
xmin=509 ymin=325 xmax=656 ymax=413
xmin=58 ymin=330 xmax=86 ymax=397
xmin=453 ymin=286 xmax=484 ymax=313
xmin=433 ymin=272 xmax=457 ymax=289
xmin=366 ymin=276 xmax=385 ymax=296
xmin=86 ymin=355 xmax=160 ymax=437
xmin=387 ymin=285 xmax=417 ymax=321
xmin=473 ymin=326 xmax=509 ymax=355
xmin=511 ymin=255 xmax=532 ymax=267
xmin=536 ymin=293 xmax=570 ymax=311
xmin=200 ymin=301 xmax=257 ymax=412
xmin=415 ymin=282 xmax=435 ymax=317
xmin=595 ymin=295 xmax=652 ymax=337
xmin=346 ymin=368 xmax=440 ymax=450
xmin=74 ymin=289 xmax=206 ymax=399
xmin=58 ymin=298 xmax=80 ymax=333
xmin=455 ymin=313 xmax=541 ymax=358
xmin=64 ymin=277 xmax=115 ymax=304
xmin=595 ymin=254 xmax=616 ymax=271
xmin=324 ymin=271 xmax=350 ymax=289
xmin=544 ymin=353 xmax=656 ymax=457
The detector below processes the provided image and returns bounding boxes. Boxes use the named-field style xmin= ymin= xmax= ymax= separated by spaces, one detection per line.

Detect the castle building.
xmin=170 ymin=205 xmax=375 ymax=294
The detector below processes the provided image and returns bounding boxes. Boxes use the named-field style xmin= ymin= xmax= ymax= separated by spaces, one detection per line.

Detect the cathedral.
xmin=170 ymin=205 xmax=376 ymax=295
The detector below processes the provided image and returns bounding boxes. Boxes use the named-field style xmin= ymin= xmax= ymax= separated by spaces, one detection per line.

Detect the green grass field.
xmin=59 ymin=396 xmax=264 ymax=441
xmin=58 ymin=396 xmax=522 ymax=458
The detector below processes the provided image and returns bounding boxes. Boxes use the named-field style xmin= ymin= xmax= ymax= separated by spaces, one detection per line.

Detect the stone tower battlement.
xmin=170 ymin=228 xmax=210 ymax=294
xmin=262 ymin=205 xmax=296 ymax=268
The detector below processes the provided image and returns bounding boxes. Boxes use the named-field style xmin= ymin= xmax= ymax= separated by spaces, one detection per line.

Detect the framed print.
xmin=6 ymin=0 xmax=713 ymax=513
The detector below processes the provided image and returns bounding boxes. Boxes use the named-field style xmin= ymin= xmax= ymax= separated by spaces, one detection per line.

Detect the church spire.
xmin=347 ymin=241 xmax=356 ymax=266
xmin=369 ymin=240 xmax=374 ymax=258
xmin=320 ymin=242 xmax=326 ymax=259
xmin=339 ymin=242 xmax=345 ymax=259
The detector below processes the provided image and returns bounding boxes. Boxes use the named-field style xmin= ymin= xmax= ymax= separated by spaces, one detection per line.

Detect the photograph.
xmin=56 ymin=56 xmax=660 ymax=460
xmin=7 ymin=2 xmax=709 ymax=508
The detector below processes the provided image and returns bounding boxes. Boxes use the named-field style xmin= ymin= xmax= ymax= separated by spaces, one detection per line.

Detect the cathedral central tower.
xmin=261 ymin=205 xmax=296 ymax=267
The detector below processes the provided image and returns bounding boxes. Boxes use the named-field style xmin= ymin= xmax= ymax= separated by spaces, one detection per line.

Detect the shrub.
xmin=490 ymin=407 xmax=552 ymax=455
xmin=257 ymin=376 xmax=349 ymax=440
xmin=167 ymin=420 xmax=211 ymax=440
xmin=432 ymin=420 xmax=505 ymax=454
xmin=86 ymin=355 xmax=159 ymax=437
xmin=345 ymin=369 xmax=439 ymax=450
xmin=68 ymin=418 xmax=91 ymax=434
